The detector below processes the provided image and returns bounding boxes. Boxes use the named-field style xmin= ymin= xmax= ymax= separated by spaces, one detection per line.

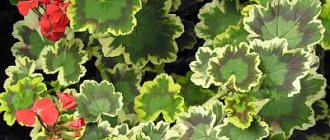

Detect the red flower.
xmin=15 ymin=109 xmax=36 ymax=126
xmin=39 ymin=14 xmax=66 ymax=41
xmin=40 ymin=0 xmax=64 ymax=4
xmin=68 ymin=117 xmax=85 ymax=130
xmin=32 ymin=98 xmax=59 ymax=125
xmin=57 ymin=93 xmax=77 ymax=110
xmin=46 ymin=1 xmax=70 ymax=26
xmin=17 ymin=0 xmax=38 ymax=16
xmin=39 ymin=0 xmax=51 ymax=4
xmin=15 ymin=98 xmax=59 ymax=126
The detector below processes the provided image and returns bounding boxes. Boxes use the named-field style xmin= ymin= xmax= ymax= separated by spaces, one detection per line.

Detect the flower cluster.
xmin=17 ymin=0 xmax=70 ymax=41
xmin=15 ymin=92 xmax=85 ymax=139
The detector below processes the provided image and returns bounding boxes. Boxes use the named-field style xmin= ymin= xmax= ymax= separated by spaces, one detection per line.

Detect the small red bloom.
xmin=46 ymin=1 xmax=70 ymax=26
xmin=68 ymin=117 xmax=85 ymax=130
xmin=15 ymin=109 xmax=36 ymax=126
xmin=39 ymin=15 xmax=66 ymax=41
xmin=32 ymin=98 xmax=59 ymax=125
xmin=17 ymin=0 xmax=38 ymax=16
xmin=57 ymin=93 xmax=77 ymax=110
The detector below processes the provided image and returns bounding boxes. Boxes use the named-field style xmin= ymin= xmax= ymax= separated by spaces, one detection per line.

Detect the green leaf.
xmin=312 ymin=100 xmax=329 ymax=121
xmin=176 ymin=20 xmax=197 ymax=51
xmin=81 ymin=121 xmax=112 ymax=140
xmin=195 ymin=0 xmax=242 ymax=41
xmin=174 ymin=106 xmax=225 ymax=140
xmin=251 ymin=38 xmax=310 ymax=96
xmin=75 ymin=80 xmax=123 ymax=123
xmin=4 ymin=57 xmax=43 ymax=88
xmin=206 ymin=100 xmax=226 ymax=126
xmin=30 ymin=121 xmax=47 ymax=140
xmin=217 ymin=118 xmax=269 ymax=140
xmin=174 ymin=73 xmax=214 ymax=108
xmin=290 ymin=115 xmax=330 ymax=140
xmin=108 ymin=64 xmax=142 ymax=114
xmin=134 ymin=73 xmax=184 ymax=122
xmin=67 ymin=0 xmax=142 ymax=35
xmin=320 ymin=0 xmax=330 ymax=50
xmin=41 ymin=38 xmax=88 ymax=86
xmin=254 ymin=73 xmax=326 ymax=137
xmin=93 ymin=38 xmax=126 ymax=81
xmin=102 ymin=0 xmax=184 ymax=68
xmin=189 ymin=47 xmax=216 ymax=88
xmin=244 ymin=0 xmax=324 ymax=50
xmin=10 ymin=0 xmax=19 ymax=5
xmin=249 ymin=0 xmax=269 ymax=7
xmin=0 ymin=77 xmax=47 ymax=126
xmin=224 ymin=93 xmax=256 ymax=129
xmin=131 ymin=121 xmax=170 ymax=140
xmin=213 ymin=23 xmax=249 ymax=49
xmin=110 ymin=123 xmax=132 ymax=139
xmin=170 ymin=0 xmax=181 ymax=11
xmin=11 ymin=13 xmax=53 ymax=67
xmin=208 ymin=43 xmax=262 ymax=92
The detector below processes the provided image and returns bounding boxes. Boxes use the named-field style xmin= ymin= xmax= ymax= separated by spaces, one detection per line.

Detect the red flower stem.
xmin=37 ymin=115 xmax=50 ymax=132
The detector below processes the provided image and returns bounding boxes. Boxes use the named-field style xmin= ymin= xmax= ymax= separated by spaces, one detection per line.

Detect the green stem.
xmin=202 ymin=88 xmax=228 ymax=107
xmin=37 ymin=115 xmax=50 ymax=132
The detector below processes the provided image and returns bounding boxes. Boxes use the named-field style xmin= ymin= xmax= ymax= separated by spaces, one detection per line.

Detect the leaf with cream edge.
xmin=169 ymin=102 xmax=227 ymax=140
xmin=208 ymin=43 xmax=262 ymax=92
xmin=75 ymin=80 xmax=123 ymax=123
xmin=81 ymin=121 xmax=112 ymax=140
xmin=250 ymin=38 xmax=310 ymax=96
xmin=41 ymin=38 xmax=88 ymax=86
xmin=176 ymin=20 xmax=197 ymax=51
xmin=244 ymin=0 xmax=324 ymax=50
xmin=173 ymin=73 xmax=214 ymax=108
xmin=129 ymin=121 xmax=170 ymax=140
xmin=189 ymin=47 xmax=216 ymax=88
xmin=254 ymin=73 xmax=326 ymax=138
xmin=170 ymin=0 xmax=181 ymax=11
xmin=102 ymin=0 xmax=184 ymax=68
xmin=217 ymin=118 xmax=269 ymax=140
xmin=108 ymin=64 xmax=142 ymax=114
xmin=224 ymin=93 xmax=257 ymax=129
xmin=0 ymin=77 xmax=46 ymax=126
xmin=312 ymin=100 xmax=328 ymax=121
xmin=4 ymin=57 xmax=42 ymax=88
xmin=11 ymin=12 xmax=53 ymax=68
xmin=249 ymin=0 xmax=269 ymax=7
xmin=67 ymin=0 xmax=142 ymax=35
xmin=195 ymin=0 xmax=242 ymax=41
xmin=213 ymin=23 xmax=249 ymax=49
xmin=134 ymin=74 xmax=184 ymax=123
xmin=320 ymin=0 xmax=330 ymax=50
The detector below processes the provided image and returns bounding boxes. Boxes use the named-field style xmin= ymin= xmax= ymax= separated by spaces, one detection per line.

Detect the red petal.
xmin=39 ymin=0 xmax=51 ymax=4
xmin=15 ymin=109 xmax=36 ymax=126
xmin=17 ymin=1 xmax=31 ymax=16
xmin=46 ymin=3 xmax=61 ymax=15
xmin=39 ymin=15 xmax=52 ymax=34
xmin=68 ymin=117 xmax=85 ymax=130
xmin=47 ymin=32 xmax=65 ymax=41
xmin=57 ymin=93 xmax=77 ymax=110
xmin=30 ymin=0 xmax=39 ymax=8
xmin=32 ymin=98 xmax=59 ymax=125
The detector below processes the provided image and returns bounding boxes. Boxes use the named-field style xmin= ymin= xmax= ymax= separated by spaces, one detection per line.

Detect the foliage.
xmin=2 ymin=0 xmax=329 ymax=139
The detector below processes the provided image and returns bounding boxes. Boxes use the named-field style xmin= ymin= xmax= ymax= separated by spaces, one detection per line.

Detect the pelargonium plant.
xmin=1 ymin=0 xmax=330 ymax=139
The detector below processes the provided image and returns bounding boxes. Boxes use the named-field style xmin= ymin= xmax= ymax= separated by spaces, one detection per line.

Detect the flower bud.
xmin=57 ymin=93 xmax=77 ymax=110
